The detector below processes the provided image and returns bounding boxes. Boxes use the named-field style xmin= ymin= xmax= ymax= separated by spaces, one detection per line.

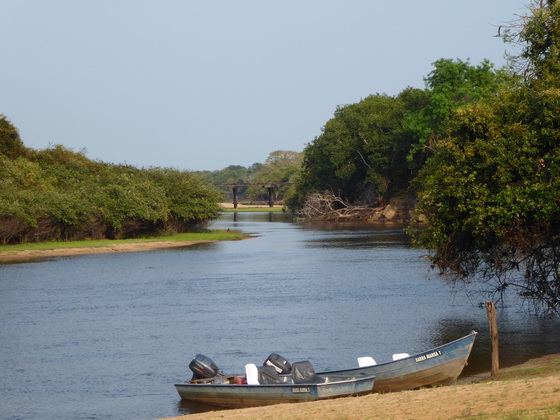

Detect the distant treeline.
xmin=0 ymin=116 xmax=224 ymax=244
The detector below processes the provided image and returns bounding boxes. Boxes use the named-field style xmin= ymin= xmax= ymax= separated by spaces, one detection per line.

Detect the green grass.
xmin=494 ymin=360 xmax=560 ymax=381
xmin=0 ymin=229 xmax=247 ymax=252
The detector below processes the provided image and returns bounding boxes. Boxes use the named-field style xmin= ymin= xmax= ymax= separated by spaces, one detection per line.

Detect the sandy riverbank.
xmin=0 ymin=240 xmax=215 ymax=263
xmin=219 ymin=203 xmax=283 ymax=209
xmin=0 ymin=205 xmax=274 ymax=263
xmin=162 ymin=353 xmax=560 ymax=420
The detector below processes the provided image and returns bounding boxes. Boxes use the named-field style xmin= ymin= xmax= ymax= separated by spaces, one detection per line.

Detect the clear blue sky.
xmin=1 ymin=0 xmax=528 ymax=171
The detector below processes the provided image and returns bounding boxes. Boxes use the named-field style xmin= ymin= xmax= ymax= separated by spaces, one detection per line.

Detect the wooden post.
xmin=485 ymin=301 xmax=499 ymax=377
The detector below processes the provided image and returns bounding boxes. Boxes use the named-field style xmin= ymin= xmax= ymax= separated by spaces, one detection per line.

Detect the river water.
xmin=1 ymin=212 xmax=559 ymax=419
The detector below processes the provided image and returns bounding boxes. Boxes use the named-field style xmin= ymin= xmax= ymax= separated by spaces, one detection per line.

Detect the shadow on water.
xmin=430 ymin=313 xmax=560 ymax=376
xmin=229 ymin=211 xmax=295 ymax=223
xmin=177 ymin=399 xmax=224 ymax=415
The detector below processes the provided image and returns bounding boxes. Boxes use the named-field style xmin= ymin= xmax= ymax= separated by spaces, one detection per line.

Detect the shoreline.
xmin=162 ymin=353 xmax=560 ymax=419
xmin=0 ymin=240 xmax=214 ymax=263
xmin=0 ymin=206 xmax=271 ymax=263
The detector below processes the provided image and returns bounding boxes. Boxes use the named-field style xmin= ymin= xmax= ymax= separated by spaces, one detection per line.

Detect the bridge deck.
xmin=215 ymin=183 xmax=294 ymax=208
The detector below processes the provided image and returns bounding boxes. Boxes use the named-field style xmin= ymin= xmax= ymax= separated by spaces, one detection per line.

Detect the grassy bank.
xmin=0 ymin=230 xmax=246 ymax=252
xmin=0 ymin=230 xmax=247 ymax=262
xmin=219 ymin=203 xmax=285 ymax=212
xmin=163 ymin=354 xmax=560 ymax=420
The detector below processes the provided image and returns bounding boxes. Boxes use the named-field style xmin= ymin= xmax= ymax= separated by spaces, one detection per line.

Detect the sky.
xmin=1 ymin=0 xmax=530 ymax=171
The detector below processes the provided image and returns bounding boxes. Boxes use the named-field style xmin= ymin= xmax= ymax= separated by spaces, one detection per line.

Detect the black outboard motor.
xmin=263 ymin=352 xmax=292 ymax=374
xmin=189 ymin=354 xmax=220 ymax=381
xmin=292 ymin=360 xmax=325 ymax=384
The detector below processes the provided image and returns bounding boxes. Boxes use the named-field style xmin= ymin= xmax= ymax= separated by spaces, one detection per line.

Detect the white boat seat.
xmin=245 ymin=363 xmax=259 ymax=385
xmin=357 ymin=356 xmax=377 ymax=367
xmin=392 ymin=353 xmax=410 ymax=361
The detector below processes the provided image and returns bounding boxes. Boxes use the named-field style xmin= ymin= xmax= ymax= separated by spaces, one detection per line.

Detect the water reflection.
xmin=177 ymin=399 xmax=223 ymax=415
xmin=1 ymin=212 xmax=559 ymax=420
xmin=229 ymin=211 xmax=294 ymax=224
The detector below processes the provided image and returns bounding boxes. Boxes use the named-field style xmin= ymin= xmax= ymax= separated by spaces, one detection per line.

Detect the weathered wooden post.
xmin=485 ymin=301 xmax=499 ymax=377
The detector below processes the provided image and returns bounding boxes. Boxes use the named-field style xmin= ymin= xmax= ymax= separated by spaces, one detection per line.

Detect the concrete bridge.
xmin=215 ymin=182 xmax=294 ymax=208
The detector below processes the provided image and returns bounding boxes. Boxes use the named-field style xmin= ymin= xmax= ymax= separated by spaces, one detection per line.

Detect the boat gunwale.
xmin=318 ymin=331 xmax=477 ymax=376
xmin=174 ymin=374 xmax=376 ymax=389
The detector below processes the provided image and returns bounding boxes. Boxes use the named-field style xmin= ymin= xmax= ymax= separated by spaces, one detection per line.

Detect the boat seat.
xmin=291 ymin=361 xmax=325 ymax=384
xmin=392 ymin=353 xmax=410 ymax=361
xmin=245 ymin=363 xmax=259 ymax=385
xmin=357 ymin=356 xmax=377 ymax=367
xmin=257 ymin=366 xmax=282 ymax=384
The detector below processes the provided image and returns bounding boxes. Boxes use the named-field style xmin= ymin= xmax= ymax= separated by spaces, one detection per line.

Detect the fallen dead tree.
xmin=298 ymin=191 xmax=412 ymax=222
xmin=298 ymin=191 xmax=380 ymax=222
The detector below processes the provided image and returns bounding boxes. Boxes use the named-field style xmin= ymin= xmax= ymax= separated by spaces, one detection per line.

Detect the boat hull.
xmin=319 ymin=331 xmax=477 ymax=393
xmin=174 ymin=375 xmax=375 ymax=408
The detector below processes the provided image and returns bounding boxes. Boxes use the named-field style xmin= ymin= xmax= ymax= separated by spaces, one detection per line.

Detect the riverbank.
xmin=0 ymin=230 xmax=247 ymax=263
xmin=162 ymin=353 xmax=560 ymax=420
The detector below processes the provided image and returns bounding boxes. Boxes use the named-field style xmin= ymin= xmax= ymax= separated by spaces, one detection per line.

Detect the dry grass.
xmin=161 ymin=354 xmax=560 ymax=420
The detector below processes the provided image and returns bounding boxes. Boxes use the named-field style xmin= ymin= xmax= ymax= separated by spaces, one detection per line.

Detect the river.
xmin=1 ymin=212 xmax=559 ymax=419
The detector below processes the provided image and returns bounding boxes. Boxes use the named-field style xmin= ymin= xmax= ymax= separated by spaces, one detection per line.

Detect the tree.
xmin=404 ymin=58 xmax=510 ymax=170
xmin=0 ymin=128 xmax=225 ymax=243
xmin=413 ymin=1 xmax=560 ymax=315
xmin=0 ymin=115 xmax=28 ymax=159
xmin=502 ymin=0 xmax=560 ymax=84
xmin=293 ymin=94 xmax=414 ymax=209
xmin=246 ymin=150 xmax=302 ymax=202
xmin=200 ymin=165 xmax=249 ymax=185
xmin=290 ymin=60 xmax=508 ymax=213
xmin=264 ymin=150 xmax=303 ymax=169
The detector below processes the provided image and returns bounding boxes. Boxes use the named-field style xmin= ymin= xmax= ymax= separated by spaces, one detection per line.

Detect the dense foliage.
xmin=288 ymin=59 xmax=509 ymax=211
xmin=0 ymin=116 xmax=224 ymax=244
xmin=280 ymin=1 xmax=560 ymax=314
xmin=291 ymin=94 xmax=413 ymax=209
xmin=413 ymin=0 xmax=560 ymax=314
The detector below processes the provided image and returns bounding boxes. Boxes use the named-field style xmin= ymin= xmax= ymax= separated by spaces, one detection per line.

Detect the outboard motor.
xmin=292 ymin=360 xmax=325 ymax=384
xmin=263 ymin=352 xmax=292 ymax=374
xmin=189 ymin=354 xmax=220 ymax=381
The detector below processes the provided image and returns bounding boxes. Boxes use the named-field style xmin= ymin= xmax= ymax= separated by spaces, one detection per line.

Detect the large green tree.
xmin=0 ymin=115 xmax=28 ymax=159
xmin=293 ymin=93 xmax=414 ymax=208
xmin=404 ymin=58 xmax=510 ymax=171
xmin=290 ymin=59 xmax=508 ymax=213
xmin=414 ymin=0 xmax=560 ymax=314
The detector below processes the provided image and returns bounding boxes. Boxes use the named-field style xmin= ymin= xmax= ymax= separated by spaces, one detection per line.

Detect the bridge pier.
xmin=267 ymin=187 xmax=274 ymax=207
xmin=232 ymin=186 xmax=239 ymax=209
xmin=215 ymin=182 xmax=294 ymax=208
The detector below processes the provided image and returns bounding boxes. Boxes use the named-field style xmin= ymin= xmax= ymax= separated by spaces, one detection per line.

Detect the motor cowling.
xmin=263 ymin=352 xmax=292 ymax=374
xmin=189 ymin=354 xmax=220 ymax=380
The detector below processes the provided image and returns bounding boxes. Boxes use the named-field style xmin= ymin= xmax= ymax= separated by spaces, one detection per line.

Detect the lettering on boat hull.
xmin=414 ymin=350 xmax=442 ymax=363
